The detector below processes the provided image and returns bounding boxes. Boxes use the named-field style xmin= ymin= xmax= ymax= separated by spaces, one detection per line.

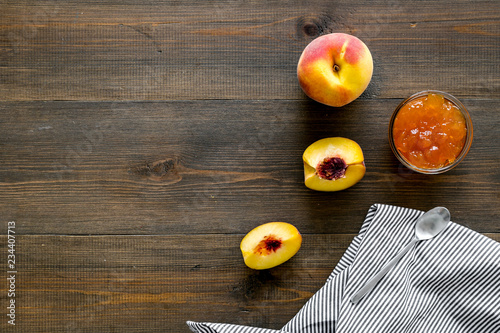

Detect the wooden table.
xmin=1 ymin=1 xmax=499 ymax=332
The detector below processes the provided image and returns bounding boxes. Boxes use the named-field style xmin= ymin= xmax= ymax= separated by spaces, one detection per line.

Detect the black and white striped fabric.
xmin=187 ymin=204 xmax=500 ymax=333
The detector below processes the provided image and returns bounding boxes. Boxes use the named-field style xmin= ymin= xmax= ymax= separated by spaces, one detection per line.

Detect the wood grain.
xmin=0 ymin=100 xmax=498 ymax=235
xmin=0 ymin=1 xmax=499 ymax=332
xmin=0 ymin=233 xmax=499 ymax=332
xmin=0 ymin=234 xmax=350 ymax=332
xmin=1 ymin=233 xmax=499 ymax=332
xmin=1 ymin=1 xmax=499 ymax=101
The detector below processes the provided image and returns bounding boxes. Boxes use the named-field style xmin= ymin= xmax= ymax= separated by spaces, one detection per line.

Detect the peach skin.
xmin=297 ymin=33 xmax=373 ymax=107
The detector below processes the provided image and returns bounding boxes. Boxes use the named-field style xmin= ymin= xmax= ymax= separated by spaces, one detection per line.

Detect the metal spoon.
xmin=350 ymin=207 xmax=451 ymax=304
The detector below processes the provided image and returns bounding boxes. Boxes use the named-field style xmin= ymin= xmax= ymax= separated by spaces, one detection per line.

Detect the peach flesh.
xmin=240 ymin=222 xmax=302 ymax=270
xmin=303 ymin=137 xmax=366 ymax=192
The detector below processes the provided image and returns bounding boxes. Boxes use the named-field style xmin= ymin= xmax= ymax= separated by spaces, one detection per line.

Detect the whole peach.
xmin=297 ymin=33 xmax=373 ymax=107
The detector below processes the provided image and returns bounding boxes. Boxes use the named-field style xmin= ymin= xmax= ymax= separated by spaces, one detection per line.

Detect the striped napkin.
xmin=187 ymin=204 xmax=500 ymax=333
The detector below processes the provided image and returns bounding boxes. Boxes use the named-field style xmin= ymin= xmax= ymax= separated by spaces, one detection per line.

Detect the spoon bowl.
xmin=415 ymin=207 xmax=451 ymax=240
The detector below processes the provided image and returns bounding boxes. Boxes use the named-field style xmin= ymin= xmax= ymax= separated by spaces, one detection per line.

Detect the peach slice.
xmin=240 ymin=222 xmax=302 ymax=270
xmin=303 ymin=137 xmax=366 ymax=191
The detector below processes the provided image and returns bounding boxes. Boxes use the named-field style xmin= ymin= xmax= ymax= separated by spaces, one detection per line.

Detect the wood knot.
xmin=130 ymin=158 xmax=181 ymax=182
xmin=296 ymin=14 xmax=335 ymax=39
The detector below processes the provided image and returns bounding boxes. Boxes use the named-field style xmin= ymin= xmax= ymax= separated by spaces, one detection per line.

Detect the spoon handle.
xmin=351 ymin=237 xmax=418 ymax=304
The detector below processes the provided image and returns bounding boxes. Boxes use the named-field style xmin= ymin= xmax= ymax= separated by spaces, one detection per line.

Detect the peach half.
xmin=303 ymin=137 xmax=366 ymax=191
xmin=297 ymin=33 xmax=373 ymax=107
xmin=240 ymin=222 xmax=302 ymax=270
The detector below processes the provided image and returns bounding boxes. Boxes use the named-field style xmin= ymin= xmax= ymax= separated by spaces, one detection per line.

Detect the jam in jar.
xmin=390 ymin=91 xmax=472 ymax=173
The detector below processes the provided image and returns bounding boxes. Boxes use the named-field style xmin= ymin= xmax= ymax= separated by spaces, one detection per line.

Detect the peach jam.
xmin=391 ymin=93 xmax=468 ymax=170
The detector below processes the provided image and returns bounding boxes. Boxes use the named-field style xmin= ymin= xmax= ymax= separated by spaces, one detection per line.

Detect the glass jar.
xmin=389 ymin=90 xmax=473 ymax=174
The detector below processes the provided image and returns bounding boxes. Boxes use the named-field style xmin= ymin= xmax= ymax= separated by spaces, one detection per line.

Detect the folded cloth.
xmin=187 ymin=204 xmax=500 ymax=333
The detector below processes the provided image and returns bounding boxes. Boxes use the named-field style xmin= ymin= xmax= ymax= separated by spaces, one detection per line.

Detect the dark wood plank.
xmin=1 ymin=100 xmax=498 ymax=235
xmin=1 ymin=1 xmax=499 ymax=101
xmin=1 ymin=233 xmax=498 ymax=332
xmin=1 ymin=233 xmax=499 ymax=332
xmin=0 ymin=234 xmax=350 ymax=332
